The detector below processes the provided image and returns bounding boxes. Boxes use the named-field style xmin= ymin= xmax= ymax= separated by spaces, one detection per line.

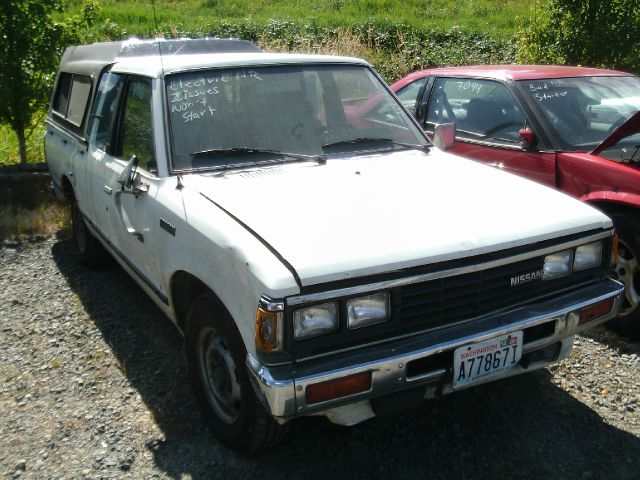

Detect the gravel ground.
xmin=1 ymin=236 xmax=639 ymax=480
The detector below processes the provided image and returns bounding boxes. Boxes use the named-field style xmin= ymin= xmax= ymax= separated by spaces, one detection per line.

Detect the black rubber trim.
xmin=199 ymin=192 xmax=303 ymax=289
xmin=81 ymin=210 xmax=169 ymax=305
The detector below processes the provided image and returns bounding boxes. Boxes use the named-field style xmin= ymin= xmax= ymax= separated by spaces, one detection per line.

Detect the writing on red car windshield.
xmin=518 ymin=75 xmax=640 ymax=149
xmin=456 ymin=80 xmax=483 ymax=94
xmin=534 ymin=90 xmax=568 ymax=102
xmin=528 ymin=79 xmax=565 ymax=91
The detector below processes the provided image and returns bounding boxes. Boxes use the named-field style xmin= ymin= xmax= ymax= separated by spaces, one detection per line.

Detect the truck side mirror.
xmin=433 ymin=123 xmax=456 ymax=150
xmin=118 ymin=155 xmax=139 ymax=190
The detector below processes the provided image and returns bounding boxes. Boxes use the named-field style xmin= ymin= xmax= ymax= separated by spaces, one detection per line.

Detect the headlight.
xmin=347 ymin=292 xmax=390 ymax=329
xmin=574 ymin=241 xmax=603 ymax=271
xmin=293 ymin=302 xmax=338 ymax=340
xmin=543 ymin=250 xmax=573 ymax=280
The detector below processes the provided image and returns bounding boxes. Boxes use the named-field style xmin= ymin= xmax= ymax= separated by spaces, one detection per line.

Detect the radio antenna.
xmin=151 ymin=0 xmax=160 ymax=37
xmin=151 ymin=0 xmax=166 ymax=74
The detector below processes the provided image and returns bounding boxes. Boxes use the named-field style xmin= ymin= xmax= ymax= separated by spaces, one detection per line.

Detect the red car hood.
xmin=591 ymin=110 xmax=640 ymax=155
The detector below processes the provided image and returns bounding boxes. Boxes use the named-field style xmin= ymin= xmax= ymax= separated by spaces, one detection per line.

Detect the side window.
xmin=52 ymin=72 xmax=92 ymax=130
xmin=53 ymin=73 xmax=72 ymax=116
xmin=67 ymin=76 xmax=92 ymax=126
xmin=120 ymin=78 xmax=156 ymax=174
xmin=426 ymin=78 xmax=525 ymax=146
xmin=395 ymin=77 xmax=428 ymax=116
xmin=89 ymin=71 xmax=124 ymax=153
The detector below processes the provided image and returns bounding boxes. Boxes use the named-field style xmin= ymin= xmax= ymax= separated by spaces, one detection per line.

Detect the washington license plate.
xmin=453 ymin=331 xmax=523 ymax=389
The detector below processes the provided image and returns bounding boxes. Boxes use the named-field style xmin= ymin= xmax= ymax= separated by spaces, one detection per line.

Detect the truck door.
xmin=88 ymin=72 xmax=162 ymax=292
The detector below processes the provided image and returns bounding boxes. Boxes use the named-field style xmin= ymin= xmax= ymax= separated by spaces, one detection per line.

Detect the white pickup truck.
xmin=45 ymin=38 xmax=624 ymax=452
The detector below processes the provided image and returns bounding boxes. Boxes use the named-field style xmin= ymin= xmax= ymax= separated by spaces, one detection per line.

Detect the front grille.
xmin=399 ymin=255 xmax=599 ymax=329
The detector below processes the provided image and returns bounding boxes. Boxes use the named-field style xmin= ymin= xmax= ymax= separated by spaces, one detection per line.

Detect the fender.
xmin=580 ymin=191 xmax=640 ymax=210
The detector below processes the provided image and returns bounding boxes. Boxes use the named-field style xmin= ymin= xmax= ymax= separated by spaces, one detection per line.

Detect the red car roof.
xmin=395 ymin=64 xmax=635 ymax=83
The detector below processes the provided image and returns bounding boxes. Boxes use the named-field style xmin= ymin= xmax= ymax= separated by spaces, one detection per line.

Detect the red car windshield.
xmin=517 ymin=76 xmax=640 ymax=151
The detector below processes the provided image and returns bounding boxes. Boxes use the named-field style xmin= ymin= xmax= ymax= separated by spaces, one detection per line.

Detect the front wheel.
xmin=608 ymin=213 xmax=640 ymax=336
xmin=185 ymin=293 xmax=288 ymax=452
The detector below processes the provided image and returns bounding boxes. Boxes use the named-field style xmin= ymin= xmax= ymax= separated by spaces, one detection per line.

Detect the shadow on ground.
xmin=582 ymin=325 xmax=640 ymax=357
xmin=51 ymin=237 xmax=640 ymax=480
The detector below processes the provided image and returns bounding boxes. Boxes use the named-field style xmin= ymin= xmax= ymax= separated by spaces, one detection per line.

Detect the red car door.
xmin=422 ymin=76 xmax=557 ymax=187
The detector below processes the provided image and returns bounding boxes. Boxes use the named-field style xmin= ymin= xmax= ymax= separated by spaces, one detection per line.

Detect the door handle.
xmin=103 ymin=186 xmax=113 ymax=195
xmin=114 ymin=190 xmax=144 ymax=243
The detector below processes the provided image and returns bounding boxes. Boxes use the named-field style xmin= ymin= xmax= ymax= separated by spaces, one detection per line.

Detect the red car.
xmin=390 ymin=65 xmax=640 ymax=334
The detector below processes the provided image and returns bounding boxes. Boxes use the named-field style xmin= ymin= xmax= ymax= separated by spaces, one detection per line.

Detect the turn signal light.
xmin=612 ymin=235 xmax=619 ymax=266
xmin=305 ymin=371 xmax=372 ymax=405
xmin=255 ymin=307 xmax=279 ymax=353
xmin=579 ymin=298 xmax=614 ymax=325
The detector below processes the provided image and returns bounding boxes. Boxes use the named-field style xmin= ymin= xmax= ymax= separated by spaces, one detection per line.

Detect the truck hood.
xmin=184 ymin=150 xmax=611 ymax=287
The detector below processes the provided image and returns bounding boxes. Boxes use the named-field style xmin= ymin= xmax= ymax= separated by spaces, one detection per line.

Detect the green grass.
xmin=0 ymin=120 xmax=47 ymax=167
xmin=86 ymin=0 xmax=522 ymax=38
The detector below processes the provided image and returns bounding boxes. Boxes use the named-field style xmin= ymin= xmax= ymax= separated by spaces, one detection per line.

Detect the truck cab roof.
xmin=57 ymin=38 xmax=368 ymax=78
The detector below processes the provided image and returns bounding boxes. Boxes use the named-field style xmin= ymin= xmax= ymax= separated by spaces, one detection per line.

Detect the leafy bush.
xmin=130 ymin=19 xmax=516 ymax=82
xmin=517 ymin=0 xmax=640 ymax=73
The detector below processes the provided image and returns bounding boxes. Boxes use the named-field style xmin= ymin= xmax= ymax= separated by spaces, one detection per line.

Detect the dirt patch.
xmin=0 ymin=164 xmax=53 ymax=208
xmin=0 ymin=164 xmax=69 ymax=239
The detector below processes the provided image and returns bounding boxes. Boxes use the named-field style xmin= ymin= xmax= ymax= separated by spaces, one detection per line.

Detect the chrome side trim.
xmin=286 ymin=231 xmax=612 ymax=306
xmin=406 ymin=368 xmax=446 ymax=384
xmin=259 ymin=295 xmax=284 ymax=312
xmin=247 ymin=278 xmax=623 ymax=419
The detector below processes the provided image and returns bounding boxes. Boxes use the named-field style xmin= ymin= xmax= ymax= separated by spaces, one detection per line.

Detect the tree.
xmin=0 ymin=1 xmax=67 ymax=165
xmin=0 ymin=0 xmax=98 ymax=166
xmin=517 ymin=0 xmax=640 ymax=74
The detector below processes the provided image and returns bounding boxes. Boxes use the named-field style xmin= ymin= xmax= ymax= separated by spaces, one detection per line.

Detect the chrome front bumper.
xmin=247 ymin=278 xmax=623 ymax=421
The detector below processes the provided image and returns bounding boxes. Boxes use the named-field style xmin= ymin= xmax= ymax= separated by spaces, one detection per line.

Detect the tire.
xmin=71 ymin=200 xmax=110 ymax=268
xmin=185 ymin=293 xmax=289 ymax=453
xmin=607 ymin=212 xmax=640 ymax=336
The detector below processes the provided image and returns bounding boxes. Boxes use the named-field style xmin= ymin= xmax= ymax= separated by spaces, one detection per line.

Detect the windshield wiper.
xmin=188 ymin=147 xmax=326 ymax=170
xmin=191 ymin=147 xmax=322 ymax=161
xmin=321 ymin=137 xmax=429 ymax=153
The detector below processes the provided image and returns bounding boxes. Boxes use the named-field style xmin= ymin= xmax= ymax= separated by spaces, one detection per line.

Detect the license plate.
xmin=453 ymin=331 xmax=523 ymax=389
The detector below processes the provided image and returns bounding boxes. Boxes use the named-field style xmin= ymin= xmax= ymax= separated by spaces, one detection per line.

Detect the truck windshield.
xmin=166 ymin=64 xmax=428 ymax=171
xmin=517 ymin=75 xmax=640 ymax=151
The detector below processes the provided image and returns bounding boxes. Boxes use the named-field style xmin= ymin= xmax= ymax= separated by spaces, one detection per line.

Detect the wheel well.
xmin=170 ymin=271 xmax=226 ymax=333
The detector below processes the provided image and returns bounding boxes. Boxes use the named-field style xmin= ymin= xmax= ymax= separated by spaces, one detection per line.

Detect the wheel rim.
xmin=614 ymin=238 xmax=640 ymax=317
xmin=197 ymin=327 xmax=242 ymax=424
xmin=72 ymin=204 xmax=87 ymax=254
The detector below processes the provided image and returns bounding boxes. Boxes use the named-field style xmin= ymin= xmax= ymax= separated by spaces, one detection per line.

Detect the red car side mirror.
xmin=518 ymin=127 xmax=536 ymax=151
